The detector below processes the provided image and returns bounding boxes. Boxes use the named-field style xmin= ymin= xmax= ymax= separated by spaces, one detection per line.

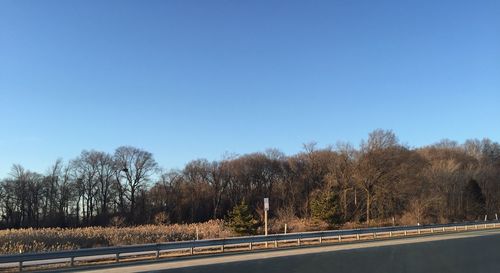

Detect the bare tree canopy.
xmin=1 ymin=133 xmax=499 ymax=229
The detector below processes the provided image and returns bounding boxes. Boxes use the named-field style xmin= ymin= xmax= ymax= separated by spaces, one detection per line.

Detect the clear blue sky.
xmin=1 ymin=0 xmax=499 ymax=177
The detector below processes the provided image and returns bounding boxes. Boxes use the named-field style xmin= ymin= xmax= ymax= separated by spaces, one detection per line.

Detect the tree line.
xmin=1 ymin=129 xmax=499 ymax=229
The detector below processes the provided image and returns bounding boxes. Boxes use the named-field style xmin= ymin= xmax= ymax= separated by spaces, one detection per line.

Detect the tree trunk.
xmin=343 ymin=189 xmax=348 ymax=220
xmin=366 ymin=190 xmax=371 ymax=223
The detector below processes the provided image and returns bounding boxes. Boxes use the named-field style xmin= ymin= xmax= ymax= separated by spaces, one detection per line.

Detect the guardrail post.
xmin=418 ymin=229 xmax=421 ymax=234
xmin=70 ymin=257 xmax=75 ymax=267
xmin=19 ymin=261 xmax=23 ymax=272
xmin=454 ymin=226 xmax=457 ymax=231
xmin=475 ymin=225 xmax=478 ymax=229
xmin=465 ymin=225 xmax=468 ymax=230
xmin=442 ymin=227 xmax=445 ymax=232
xmin=249 ymin=242 xmax=253 ymax=250
xmin=389 ymin=231 xmax=392 ymax=237
xmin=297 ymin=238 xmax=301 ymax=246
xmin=356 ymin=234 xmax=359 ymax=240
xmin=319 ymin=236 xmax=322 ymax=244
xmin=115 ymin=253 xmax=120 ymax=263
xmin=274 ymin=240 xmax=278 ymax=248
xmin=339 ymin=235 xmax=343 ymax=242
xmin=373 ymin=233 xmax=376 ymax=239
xmin=221 ymin=244 xmax=225 ymax=253
xmin=190 ymin=247 xmax=194 ymax=255
xmin=156 ymin=250 xmax=160 ymax=259
xmin=404 ymin=230 xmax=407 ymax=236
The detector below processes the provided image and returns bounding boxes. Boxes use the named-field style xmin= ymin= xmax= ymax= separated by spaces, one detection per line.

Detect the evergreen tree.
xmin=227 ymin=201 xmax=259 ymax=235
xmin=310 ymin=190 xmax=342 ymax=225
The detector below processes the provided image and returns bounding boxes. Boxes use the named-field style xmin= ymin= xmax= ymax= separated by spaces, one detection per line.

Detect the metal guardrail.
xmin=1 ymin=220 xmax=499 ymax=271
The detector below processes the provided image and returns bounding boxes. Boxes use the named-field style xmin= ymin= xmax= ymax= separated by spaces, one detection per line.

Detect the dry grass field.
xmin=0 ymin=220 xmax=232 ymax=254
xmin=0 ymin=217 xmax=410 ymax=255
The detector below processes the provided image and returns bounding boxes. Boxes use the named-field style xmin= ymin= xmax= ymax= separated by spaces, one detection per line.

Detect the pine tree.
xmin=310 ymin=190 xmax=342 ymax=225
xmin=228 ymin=201 xmax=259 ymax=235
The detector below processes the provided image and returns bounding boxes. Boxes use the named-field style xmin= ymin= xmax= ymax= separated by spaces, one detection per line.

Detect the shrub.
xmin=310 ymin=190 xmax=342 ymax=225
xmin=227 ymin=201 xmax=259 ymax=235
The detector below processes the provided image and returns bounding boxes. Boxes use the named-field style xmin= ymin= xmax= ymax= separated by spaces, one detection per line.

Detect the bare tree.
xmin=114 ymin=146 xmax=158 ymax=222
xmin=72 ymin=151 xmax=100 ymax=224
xmin=361 ymin=129 xmax=399 ymax=152
xmin=93 ymin=152 xmax=115 ymax=224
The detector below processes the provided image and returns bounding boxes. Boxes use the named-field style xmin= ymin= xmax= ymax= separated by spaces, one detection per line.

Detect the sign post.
xmin=264 ymin=198 xmax=269 ymax=247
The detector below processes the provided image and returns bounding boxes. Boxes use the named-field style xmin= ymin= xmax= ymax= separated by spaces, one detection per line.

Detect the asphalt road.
xmin=79 ymin=229 xmax=500 ymax=273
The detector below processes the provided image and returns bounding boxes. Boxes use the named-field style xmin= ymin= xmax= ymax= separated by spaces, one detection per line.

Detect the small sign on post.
xmin=264 ymin=198 xmax=269 ymax=246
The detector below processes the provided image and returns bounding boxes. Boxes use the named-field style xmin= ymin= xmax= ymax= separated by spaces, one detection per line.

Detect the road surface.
xmin=74 ymin=229 xmax=500 ymax=273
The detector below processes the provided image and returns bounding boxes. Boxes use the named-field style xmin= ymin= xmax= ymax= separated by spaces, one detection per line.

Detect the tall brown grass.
xmin=0 ymin=217 xmax=422 ymax=255
xmin=0 ymin=220 xmax=232 ymax=254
